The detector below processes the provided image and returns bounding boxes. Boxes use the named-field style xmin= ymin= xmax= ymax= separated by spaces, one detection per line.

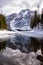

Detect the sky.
xmin=0 ymin=0 xmax=43 ymax=16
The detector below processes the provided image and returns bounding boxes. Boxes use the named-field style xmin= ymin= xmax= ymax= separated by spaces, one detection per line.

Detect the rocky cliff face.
xmin=6 ymin=13 xmax=17 ymax=30
xmin=10 ymin=9 xmax=34 ymax=31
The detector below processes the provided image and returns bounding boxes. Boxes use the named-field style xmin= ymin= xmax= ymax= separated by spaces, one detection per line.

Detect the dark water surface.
xmin=0 ymin=33 xmax=43 ymax=65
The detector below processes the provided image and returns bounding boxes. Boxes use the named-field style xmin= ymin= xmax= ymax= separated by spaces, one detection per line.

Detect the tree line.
xmin=30 ymin=9 xmax=43 ymax=29
xmin=0 ymin=14 xmax=7 ymax=29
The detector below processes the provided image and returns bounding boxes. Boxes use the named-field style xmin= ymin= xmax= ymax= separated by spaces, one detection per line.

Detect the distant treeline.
xmin=30 ymin=9 xmax=43 ymax=28
xmin=0 ymin=14 xmax=7 ymax=29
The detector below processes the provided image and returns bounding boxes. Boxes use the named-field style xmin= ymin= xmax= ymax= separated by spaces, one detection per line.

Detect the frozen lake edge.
xmin=0 ymin=30 xmax=43 ymax=40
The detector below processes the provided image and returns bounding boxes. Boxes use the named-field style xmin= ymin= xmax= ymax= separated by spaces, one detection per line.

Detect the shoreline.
xmin=0 ymin=30 xmax=43 ymax=40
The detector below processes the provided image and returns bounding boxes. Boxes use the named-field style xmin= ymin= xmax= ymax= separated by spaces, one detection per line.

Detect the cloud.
xmin=0 ymin=0 xmax=43 ymax=15
xmin=0 ymin=0 xmax=14 ymax=7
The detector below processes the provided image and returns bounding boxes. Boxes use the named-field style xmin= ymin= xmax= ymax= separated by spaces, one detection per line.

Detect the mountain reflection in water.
xmin=0 ymin=34 xmax=43 ymax=65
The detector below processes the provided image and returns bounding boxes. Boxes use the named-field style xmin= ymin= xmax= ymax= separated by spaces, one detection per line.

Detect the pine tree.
xmin=41 ymin=9 xmax=43 ymax=24
xmin=40 ymin=9 xmax=43 ymax=29
xmin=30 ymin=10 xmax=40 ymax=28
xmin=30 ymin=11 xmax=38 ymax=28
xmin=0 ymin=14 xmax=7 ymax=29
xmin=30 ymin=16 xmax=34 ymax=28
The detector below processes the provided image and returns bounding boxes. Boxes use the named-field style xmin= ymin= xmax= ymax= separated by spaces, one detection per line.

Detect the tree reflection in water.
xmin=0 ymin=36 xmax=43 ymax=65
xmin=6 ymin=34 xmax=43 ymax=55
xmin=40 ymin=39 xmax=43 ymax=55
xmin=0 ymin=41 xmax=6 ymax=53
xmin=0 ymin=36 xmax=43 ymax=55
xmin=30 ymin=37 xmax=43 ymax=55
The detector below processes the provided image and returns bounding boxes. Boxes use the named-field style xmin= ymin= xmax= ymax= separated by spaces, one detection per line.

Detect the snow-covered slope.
xmin=6 ymin=13 xmax=17 ymax=30
xmin=10 ymin=9 xmax=34 ymax=31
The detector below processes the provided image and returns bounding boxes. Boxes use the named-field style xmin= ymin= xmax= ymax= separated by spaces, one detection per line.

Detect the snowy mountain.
xmin=10 ymin=9 xmax=34 ymax=31
xmin=6 ymin=13 xmax=17 ymax=30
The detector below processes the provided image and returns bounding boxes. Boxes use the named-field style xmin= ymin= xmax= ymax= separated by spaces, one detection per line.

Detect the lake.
xmin=0 ymin=32 xmax=43 ymax=65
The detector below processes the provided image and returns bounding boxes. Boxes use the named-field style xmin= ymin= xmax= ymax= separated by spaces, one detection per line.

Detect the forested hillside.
xmin=0 ymin=14 xmax=7 ymax=29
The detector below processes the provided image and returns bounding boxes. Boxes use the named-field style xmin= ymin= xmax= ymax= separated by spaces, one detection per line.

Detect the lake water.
xmin=0 ymin=33 xmax=43 ymax=65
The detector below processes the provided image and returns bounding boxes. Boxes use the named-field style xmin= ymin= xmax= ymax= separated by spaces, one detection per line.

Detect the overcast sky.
xmin=0 ymin=0 xmax=43 ymax=16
